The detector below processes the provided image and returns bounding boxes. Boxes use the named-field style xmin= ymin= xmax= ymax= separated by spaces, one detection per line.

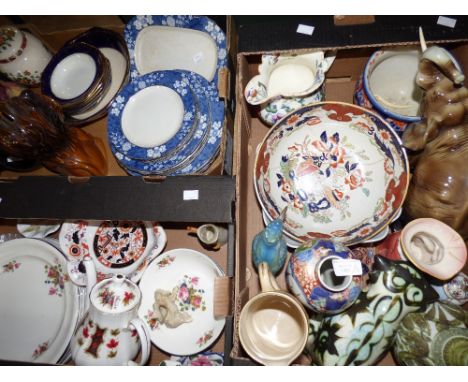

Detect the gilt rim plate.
xmin=138 ymin=248 xmax=225 ymax=356
xmin=254 ymin=102 xmax=409 ymax=246
xmin=125 ymin=15 xmax=227 ymax=87
xmin=0 ymin=238 xmax=78 ymax=363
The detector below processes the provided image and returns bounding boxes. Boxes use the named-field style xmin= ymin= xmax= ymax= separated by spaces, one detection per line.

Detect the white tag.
xmin=296 ymin=24 xmax=315 ymax=36
xmin=183 ymin=190 xmax=199 ymax=200
xmin=193 ymin=51 xmax=203 ymax=64
xmin=332 ymin=259 xmax=362 ymax=276
xmin=437 ymin=16 xmax=457 ymax=28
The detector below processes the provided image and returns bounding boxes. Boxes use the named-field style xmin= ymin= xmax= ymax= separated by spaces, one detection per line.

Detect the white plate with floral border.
xmin=138 ymin=248 xmax=225 ymax=356
xmin=59 ymin=220 xmax=166 ymax=286
xmin=0 ymin=238 xmax=79 ymax=363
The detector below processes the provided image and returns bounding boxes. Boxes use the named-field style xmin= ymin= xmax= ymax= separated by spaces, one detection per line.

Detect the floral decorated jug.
xmin=0 ymin=26 xmax=52 ymax=86
xmin=71 ymin=257 xmax=150 ymax=365
xmin=306 ymin=256 xmax=439 ymax=365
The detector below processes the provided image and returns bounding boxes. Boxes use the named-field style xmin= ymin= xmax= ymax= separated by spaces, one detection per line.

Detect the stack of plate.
xmin=0 ymin=238 xmax=84 ymax=364
xmin=107 ymin=16 xmax=227 ymax=176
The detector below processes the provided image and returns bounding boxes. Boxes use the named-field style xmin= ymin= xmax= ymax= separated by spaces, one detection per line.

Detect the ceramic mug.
xmin=238 ymin=262 xmax=309 ymax=365
xmin=188 ymin=224 xmax=228 ymax=249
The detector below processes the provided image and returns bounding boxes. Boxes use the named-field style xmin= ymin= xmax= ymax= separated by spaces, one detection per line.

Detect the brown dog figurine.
xmin=402 ymin=46 xmax=468 ymax=240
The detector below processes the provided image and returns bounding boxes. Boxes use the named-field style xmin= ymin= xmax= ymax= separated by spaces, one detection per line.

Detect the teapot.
xmin=71 ymin=256 xmax=151 ymax=365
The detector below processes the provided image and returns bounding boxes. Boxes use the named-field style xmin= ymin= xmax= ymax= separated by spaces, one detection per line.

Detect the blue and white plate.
xmin=125 ymin=16 xmax=227 ymax=88
xmin=108 ymin=70 xmax=197 ymax=161
xmin=112 ymin=70 xmax=211 ymax=175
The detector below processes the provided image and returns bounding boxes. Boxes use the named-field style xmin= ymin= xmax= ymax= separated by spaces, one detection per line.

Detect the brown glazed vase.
xmin=402 ymin=46 xmax=468 ymax=240
xmin=0 ymin=90 xmax=107 ymax=176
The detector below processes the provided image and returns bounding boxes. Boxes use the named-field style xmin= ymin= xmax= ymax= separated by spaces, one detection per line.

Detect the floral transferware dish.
xmin=108 ymin=70 xmax=197 ymax=161
xmin=245 ymin=52 xmax=335 ymax=105
xmin=59 ymin=220 xmax=166 ymax=286
xmin=260 ymin=89 xmax=325 ymax=126
xmin=400 ymin=218 xmax=467 ymax=280
xmin=17 ymin=219 xmax=61 ymax=239
xmin=0 ymin=238 xmax=79 ymax=363
xmin=63 ymin=27 xmax=130 ymax=125
xmin=254 ymin=102 xmax=409 ymax=246
xmin=394 ymin=301 xmax=468 ymax=365
xmin=138 ymin=248 xmax=225 ymax=356
xmin=112 ymin=70 xmax=224 ymax=176
xmin=125 ymin=15 xmax=227 ymax=87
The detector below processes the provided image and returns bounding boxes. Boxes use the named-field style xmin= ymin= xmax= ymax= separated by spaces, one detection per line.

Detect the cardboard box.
xmin=231 ymin=32 xmax=468 ymax=365
xmin=0 ymin=15 xmax=237 ymax=366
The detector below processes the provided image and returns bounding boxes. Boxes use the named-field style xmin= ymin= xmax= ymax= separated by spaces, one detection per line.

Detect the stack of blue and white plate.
xmin=107 ymin=16 xmax=227 ymax=176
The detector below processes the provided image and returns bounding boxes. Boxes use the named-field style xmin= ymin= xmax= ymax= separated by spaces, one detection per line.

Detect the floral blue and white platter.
xmin=108 ymin=70 xmax=197 ymax=161
xmin=113 ymin=70 xmax=224 ymax=176
xmin=138 ymin=248 xmax=226 ymax=356
xmin=125 ymin=16 xmax=227 ymax=88
xmin=0 ymin=238 xmax=79 ymax=363
xmin=254 ymin=102 xmax=409 ymax=246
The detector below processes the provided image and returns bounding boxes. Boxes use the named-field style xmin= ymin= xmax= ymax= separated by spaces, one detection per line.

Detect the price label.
xmin=183 ymin=190 xmax=199 ymax=201
xmin=332 ymin=259 xmax=362 ymax=277
xmin=437 ymin=16 xmax=457 ymax=28
xmin=296 ymin=24 xmax=315 ymax=36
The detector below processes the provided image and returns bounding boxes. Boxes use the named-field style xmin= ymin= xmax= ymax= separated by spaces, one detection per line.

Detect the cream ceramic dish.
xmin=0 ymin=238 xmax=79 ymax=363
xmin=135 ymin=26 xmax=218 ymax=82
xmin=245 ymin=52 xmax=335 ymax=105
xmin=50 ymin=53 xmax=97 ymax=100
xmin=138 ymin=248 xmax=226 ymax=356
xmin=121 ymin=85 xmax=185 ymax=147
xmin=254 ymin=102 xmax=409 ymax=246
xmin=72 ymin=48 xmax=127 ymax=120
xmin=400 ymin=218 xmax=467 ymax=280
xmin=17 ymin=219 xmax=61 ymax=239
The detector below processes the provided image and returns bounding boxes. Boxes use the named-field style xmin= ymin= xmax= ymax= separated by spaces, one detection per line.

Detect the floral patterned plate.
xmin=0 ymin=238 xmax=79 ymax=363
xmin=138 ymin=248 xmax=225 ymax=356
xmin=254 ymin=102 xmax=409 ymax=246
xmin=59 ymin=220 xmax=166 ymax=286
xmin=108 ymin=70 xmax=197 ymax=161
xmin=125 ymin=16 xmax=227 ymax=87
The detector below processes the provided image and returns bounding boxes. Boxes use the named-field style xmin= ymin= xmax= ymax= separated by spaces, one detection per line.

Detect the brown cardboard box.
xmin=231 ymin=40 xmax=468 ymax=365
xmin=0 ymin=15 xmax=236 ymax=366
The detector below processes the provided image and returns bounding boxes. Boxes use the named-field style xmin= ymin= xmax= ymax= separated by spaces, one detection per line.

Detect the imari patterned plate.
xmin=125 ymin=15 xmax=227 ymax=87
xmin=0 ymin=238 xmax=79 ymax=363
xmin=138 ymin=248 xmax=225 ymax=356
xmin=108 ymin=70 xmax=197 ymax=161
xmin=254 ymin=102 xmax=409 ymax=246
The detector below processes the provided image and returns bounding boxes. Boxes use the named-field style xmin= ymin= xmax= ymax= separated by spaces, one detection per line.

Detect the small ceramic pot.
xmin=0 ymin=26 xmax=52 ymax=86
xmin=238 ymin=263 xmax=309 ymax=366
xmin=189 ymin=224 xmax=228 ymax=249
xmin=431 ymin=272 xmax=468 ymax=306
xmin=286 ymin=239 xmax=365 ymax=314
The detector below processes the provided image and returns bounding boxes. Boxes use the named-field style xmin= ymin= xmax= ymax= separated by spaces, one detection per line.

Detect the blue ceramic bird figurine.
xmin=252 ymin=208 xmax=288 ymax=275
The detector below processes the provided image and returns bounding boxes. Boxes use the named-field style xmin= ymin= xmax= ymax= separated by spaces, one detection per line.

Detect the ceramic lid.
xmin=90 ymin=275 xmax=141 ymax=313
xmin=400 ymin=218 xmax=467 ymax=280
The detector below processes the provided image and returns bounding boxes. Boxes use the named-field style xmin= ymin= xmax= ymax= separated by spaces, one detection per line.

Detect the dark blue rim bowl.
xmin=41 ymin=42 xmax=105 ymax=105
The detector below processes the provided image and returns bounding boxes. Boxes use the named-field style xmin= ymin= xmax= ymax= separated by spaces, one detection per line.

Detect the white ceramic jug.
xmin=71 ymin=257 xmax=151 ymax=365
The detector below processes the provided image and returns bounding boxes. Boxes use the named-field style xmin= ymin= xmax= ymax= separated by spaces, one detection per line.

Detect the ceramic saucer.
xmin=17 ymin=219 xmax=61 ymax=239
xmin=138 ymin=248 xmax=226 ymax=356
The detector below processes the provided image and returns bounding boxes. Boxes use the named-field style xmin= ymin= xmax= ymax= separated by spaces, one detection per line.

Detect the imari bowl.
xmin=254 ymin=102 xmax=409 ymax=246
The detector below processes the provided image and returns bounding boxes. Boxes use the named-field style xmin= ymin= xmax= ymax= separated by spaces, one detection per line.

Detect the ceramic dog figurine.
xmin=402 ymin=45 xmax=468 ymax=240
xmin=306 ymin=256 xmax=439 ymax=365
